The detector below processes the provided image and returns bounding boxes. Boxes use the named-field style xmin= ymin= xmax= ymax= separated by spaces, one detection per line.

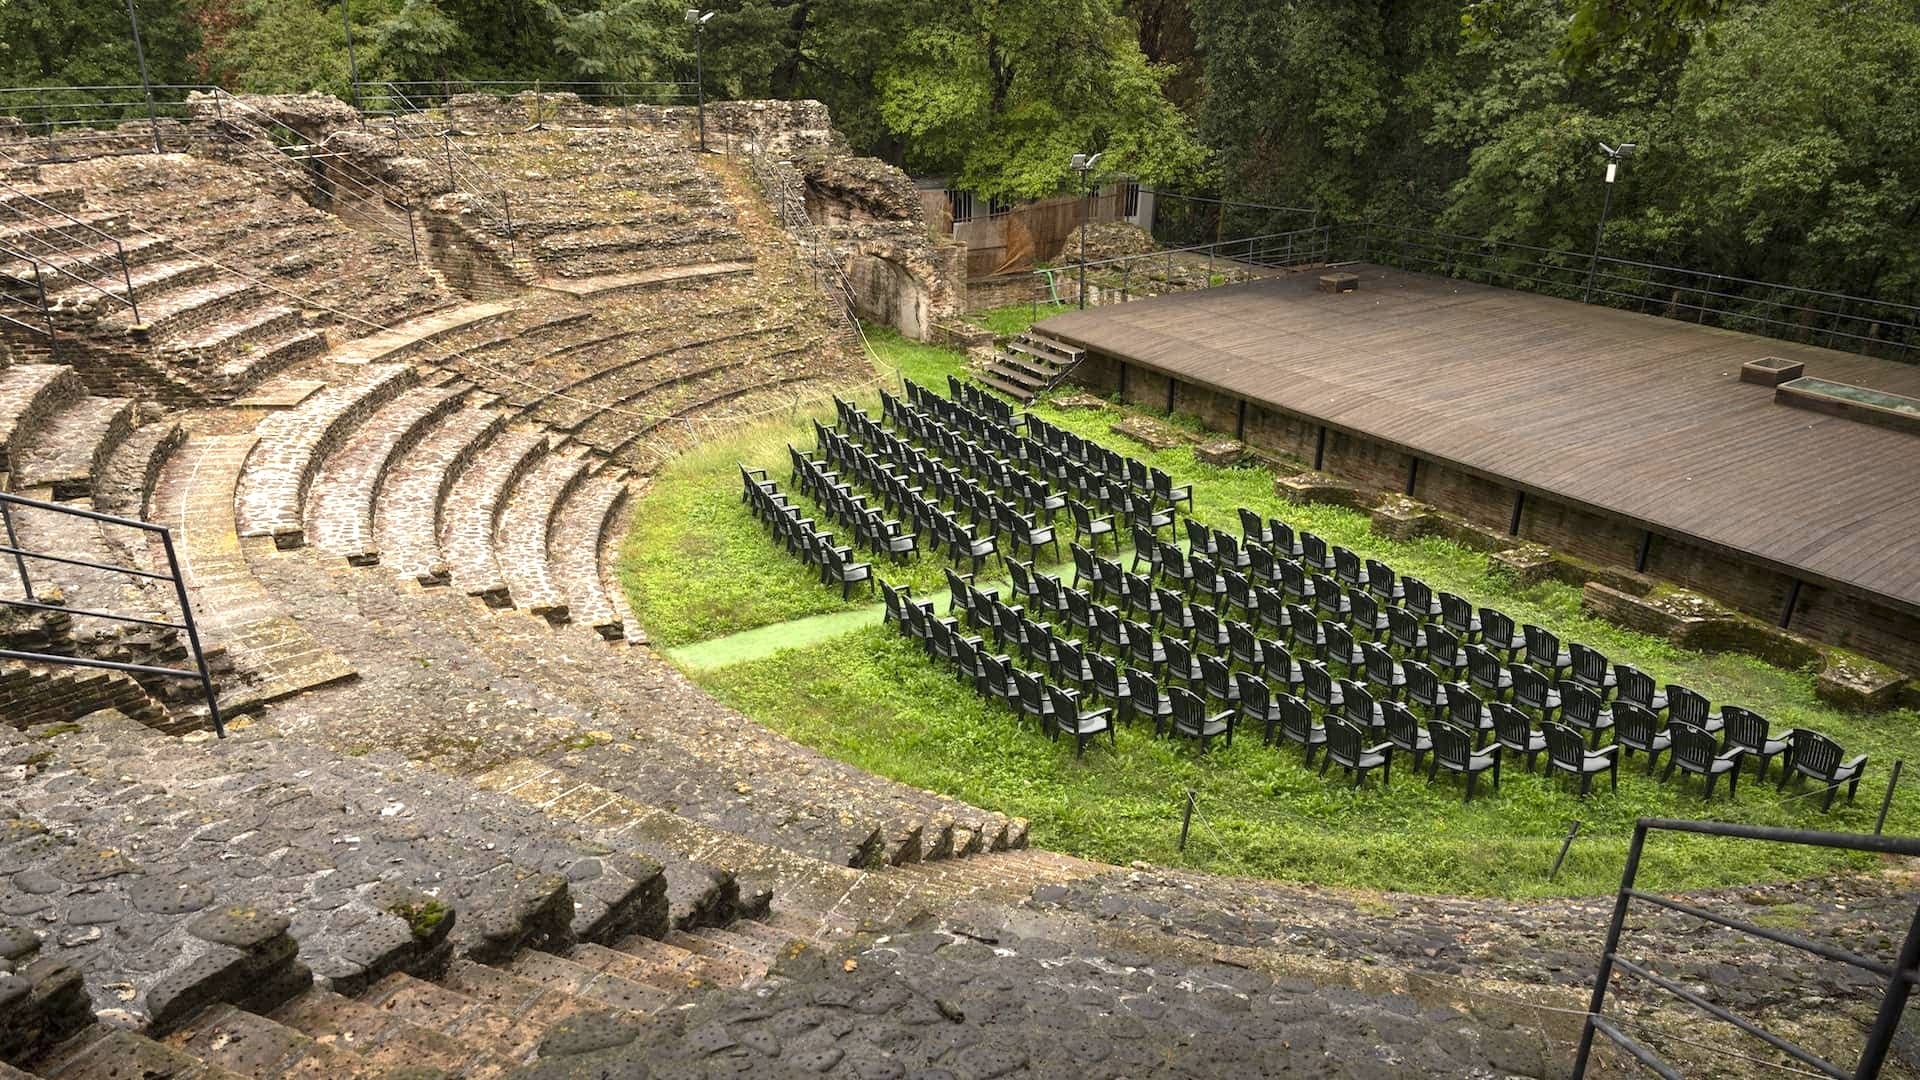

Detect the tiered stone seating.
xmin=303 ymin=380 xmax=470 ymax=564
xmin=233 ymin=363 xmax=420 ymax=548
xmin=455 ymin=125 xmax=755 ymax=280
xmin=548 ymin=473 xmax=632 ymax=640
xmin=439 ymin=426 xmax=552 ymax=605
xmin=495 ymin=446 xmax=593 ymax=623
xmin=373 ymin=399 xmax=509 ymax=587
xmin=0 ymin=364 xmax=85 ymax=478
xmin=148 ymin=432 xmax=357 ymax=711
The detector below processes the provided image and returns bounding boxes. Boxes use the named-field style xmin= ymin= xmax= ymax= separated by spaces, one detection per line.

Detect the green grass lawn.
xmin=967 ymin=300 xmax=1071 ymax=337
xmin=621 ymin=329 xmax=1920 ymax=896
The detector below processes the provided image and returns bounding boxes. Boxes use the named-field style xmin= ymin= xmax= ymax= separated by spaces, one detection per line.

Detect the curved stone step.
xmin=529 ymin=324 xmax=793 ymax=434
xmin=436 ymin=959 xmax=652 ymax=1041
xmin=235 ymin=364 xmax=418 ymax=549
xmin=29 ymin=1024 xmax=251 ymax=1080
xmin=357 ymin=972 xmax=540 ymax=1063
xmin=4 ymin=484 xmax=182 ymax=670
xmin=439 ymin=427 xmax=549 ymax=605
xmin=374 ymin=402 xmax=508 ymax=587
xmin=7 ymin=393 xmax=132 ymax=498
xmin=501 ymin=950 xmax=676 ymax=1016
xmin=549 ymin=473 xmax=629 ymax=640
xmin=0 ymin=363 xmax=85 ymax=475
xmin=306 ymin=382 xmax=469 ymax=565
xmin=268 ymin=988 xmax=513 ymax=1075
xmin=151 ymin=433 xmax=357 ymax=711
xmin=494 ymin=448 xmax=590 ymax=622
xmin=166 ymin=1003 xmax=376 ymax=1078
xmin=91 ymin=419 xmax=183 ymax=573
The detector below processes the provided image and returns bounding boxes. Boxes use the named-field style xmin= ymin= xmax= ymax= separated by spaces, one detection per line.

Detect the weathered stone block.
xmin=1049 ymin=392 xmax=1108 ymax=412
xmin=1194 ymin=439 xmax=1245 ymax=467
xmin=1488 ymin=544 xmax=1560 ymax=588
xmin=1275 ymin=471 xmax=1367 ymax=510
xmin=1111 ymin=415 xmax=1191 ymax=452
xmin=1581 ymin=584 xmax=1829 ymax=673
xmin=1814 ymin=657 xmax=1908 ymax=713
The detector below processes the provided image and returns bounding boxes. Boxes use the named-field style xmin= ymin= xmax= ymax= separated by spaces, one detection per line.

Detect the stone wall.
xmin=1068 ymin=354 xmax=1920 ymax=672
xmin=705 ymin=99 xmax=843 ymax=156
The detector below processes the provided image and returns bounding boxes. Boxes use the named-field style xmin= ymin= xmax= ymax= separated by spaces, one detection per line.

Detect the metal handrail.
xmin=369 ymin=83 xmax=524 ymax=261
xmin=0 ymin=489 xmax=223 ymax=736
xmin=1570 ymin=817 xmax=1920 ymax=1078
xmin=0 ymin=240 xmax=55 ymax=339
xmin=0 ymin=176 xmax=140 ymax=323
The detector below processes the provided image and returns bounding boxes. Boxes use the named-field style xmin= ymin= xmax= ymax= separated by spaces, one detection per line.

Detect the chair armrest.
xmin=1364 ymin=741 xmax=1395 ymax=755
xmin=1082 ymin=707 xmax=1113 ymax=722
xmin=743 ymin=466 xmax=769 ymax=478
xmin=1842 ymin=754 xmax=1869 ymax=772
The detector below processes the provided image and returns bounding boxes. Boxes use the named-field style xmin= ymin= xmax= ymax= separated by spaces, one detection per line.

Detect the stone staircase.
xmin=975 ymin=330 xmax=1085 ymax=404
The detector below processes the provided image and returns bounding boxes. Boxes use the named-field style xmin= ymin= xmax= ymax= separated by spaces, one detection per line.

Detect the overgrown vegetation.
xmin=621 ymin=332 xmax=1919 ymax=896
xmin=967 ymin=301 xmax=1071 ymax=338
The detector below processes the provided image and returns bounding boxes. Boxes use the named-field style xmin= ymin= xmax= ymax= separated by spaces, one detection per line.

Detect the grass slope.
xmin=623 ymin=329 xmax=1919 ymax=896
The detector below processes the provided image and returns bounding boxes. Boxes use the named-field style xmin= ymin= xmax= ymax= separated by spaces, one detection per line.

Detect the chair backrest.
xmin=1668 ymin=720 xmax=1718 ymax=771
xmin=1362 ymin=642 xmax=1397 ymax=686
xmin=1524 ymin=625 xmax=1561 ymax=669
xmin=1427 ymin=625 xmax=1462 ymax=668
xmin=1128 ymin=625 xmax=1160 ymax=667
xmin=1480 ymin=607 xmax=1517 ymax=645
xmin=1192 ymin=604 xmax=1222 ymax=641
xmin=1158 ymin=541 xmax=1186 ymax=575
xmin=1229 ymin=620 xmax=1261 ymax=661
xmin=1047 ymin=686 xmax=1082 ymax=725
xmin=1167 ymin=685 xmax=1205 ymax=733
xmin=1271 ymin=519 xmax=1298 ymax=551
xmin=1152 ymin=468 xmax=1178 ymax=497
xmin=1289 ymin=605 xmax=1320 ymax=651
xmin=1056 ymin=637 xmax=1085 ymax=673
xmin=1667 ymin=684 xmax=1711 ymax=726
xmin=1541 ymin=722 xmax=1588 ymax=770
xmin=1035 ymin=574 xmax=1063 ymax=611
xmin=1403 ymin=662 xmax=1440 ymax=706
xmin=1311 ymin=574 xmax=1344 ymax=611
xmin=1200 ymin=654 xmax=1233 ymax=697
xmin=1388 ymin=607 xmax=1424 ymax=651
xmin=1445 ymin=683 xmax=1484 ymax=729
xmin=1271 ymin=693 xmax=1308 ymax=740
xmin=1299 ymin=660 xmax=1333 ymax=703
xmin=1070 ymin=501 xmax=1094 ymax=529
xmin=1131 ymin=522 xmax=1158 ymax=556
xmin=1065 ymin=588 xmax=1094 ymax=627
xmin=1339 ymin=679 xmax=1375 ymax=729
xmin=1279 ymin=558 xmax=1308 ymax=596
xmin=1071 ymin=543 xmax=1095 ymax=581
xmin=1156 ymin=588 xmax=1189 ymax=627
xmin=1570 ymin=642 xmax=1610 ymax=690
xmin=1093 ymin=603 xmax=1122 ymax=638
xmin=1381 ymin=701 xmax=1421 ymax=752
xmin=1613 ymin=702 xmax=1660 ymax=749
xmin=1323 ymin=620 xmax=1356 ymax=659
xmin=1008 ymin=560 xmax=1034 ymax=596
xmin=953 ymin=635 xmax=980 ymax=673
xmin=1324 ymin=716 xmax=1363 ymax=762
xmin=1403 ymin=575 xmax=1434 ymax=614
xmin=1440 ymin=592 xmax=1476 ymax=637
xmin=1131 ymin=668 xmax=1163 ymax=704
xmin=1256 ymin=585 xmax=1286 ymax=627
xmin=1193 ymin=555 xmax=1220 ymax=590
xmin=1333 ymin=546 xmax=1364 ymax=585
xmin=1124 ymin=572 xmax=1153 ymax=608
xmin=1428 ymin=720 xmax=1475 ymax=770
xmin=1248 ymin=543 xmax=1276 ymax=580
xmin=1560 ymin=682 xmax=1604 ymax=726
xmin=1236 ymin=672 xmax=1269 ymax=713
xmin=1466 ymin=645 xmax=1504 ymax=688
xmin=1721 ymin=705 xmax=1769 ymax=754
xmin=1262 ymin=640 xmax=1297 ymax=685
xmin=1216 ymin=531 xmax=1243 ymax=566
xmin=1789 ymin=730 xmax=1843 ymax=779
xmin=1510 ymin=664 xmax=1552 ymax=711
xmin=1350 ymin=591 xmax=1382 ymax=630
xmin=1366 ymin=559 xmax=1397 ymax=598
xmin=1089 ymin=653 xmax=1123 ymax=698
xmin=1490 ymin=702 xmax=1533 ymax=752
xmin=1185 ymin=518 xmax=1214 ymax=553
xmin=1239 ymin=507 xmax=1270 ymax=543
xmin=1615 ymin=664 xmax=1659 ymax=709
xmin=879 ymin=581 xmax=905 ymax=621
xmin=1300 ymin=531 xmax=1329 ymax=567
xmin=1163 ymin=636 xmax=1195 ymax=673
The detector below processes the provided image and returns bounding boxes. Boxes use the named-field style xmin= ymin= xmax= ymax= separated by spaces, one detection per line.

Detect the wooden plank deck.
xmin=1037 ymin=265 xmax=1920 ymax=615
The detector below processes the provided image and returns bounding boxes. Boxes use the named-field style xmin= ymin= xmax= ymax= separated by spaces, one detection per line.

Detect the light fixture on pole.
xmin=123 ymin=0 xmax=162 ymax=152
xmin=1070 ymin=151 xmax=1103 ymax=310
xmin=1584 ymin=140 xmax=1636 ymax=303
xmin=686 ymin=8 xmax=715 ymax=152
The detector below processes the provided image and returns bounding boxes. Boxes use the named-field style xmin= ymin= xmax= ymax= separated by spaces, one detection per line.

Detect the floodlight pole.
xmin=687 ymin=9 xmax=714 ymax=152
xmin=1070 ymin=152 xmax=1102 ymax=309
xmin=1584 ymin=141 xmax=1635 ymax=303
xmin=124 ymin=0 xmax=162 ymax=153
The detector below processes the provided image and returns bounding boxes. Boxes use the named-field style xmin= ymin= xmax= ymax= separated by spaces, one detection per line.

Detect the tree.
xmin=0 ymin=0 xmax=201 ymax=87
xmin=546 ymin=0 xmax=690 ymax=86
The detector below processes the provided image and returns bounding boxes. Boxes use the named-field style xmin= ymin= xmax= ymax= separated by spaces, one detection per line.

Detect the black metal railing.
xmin=1572 ymin=817 xmax=1920 ymax=1078
xmin=0 ymin=490 xmax=223 ymax=736
xmin=0 ymin=241 xmax=55 ymax=339
xmin=1340 ymin=223 xmax=1920 ymax=360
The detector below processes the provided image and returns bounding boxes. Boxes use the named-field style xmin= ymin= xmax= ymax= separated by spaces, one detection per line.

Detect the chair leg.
xmin=1703 ymin=773 xmax=1718 ymax=803
xmin=1465 ymin=771 xmax=1477 ymax=802
xmin=1727 ymin=767 xmax=1738 ymax=801
xmin=1319 ymin=754 xmax=1332 ymax=777
xmin=1822 ymin=783 xmax=1838 ymax=812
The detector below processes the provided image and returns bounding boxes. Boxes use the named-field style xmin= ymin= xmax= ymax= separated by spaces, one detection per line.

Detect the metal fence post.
xmin=1548 ymin=820 xmax=1582 ymax=882
xmin=1 ymin=500 xmax=36 ymax=601
xmin=157 ymin=526 xmax=224 ymax=738
xmin=1177 ymin=789 xmax=1195 ymax=851
xmin=1571 ymin=821 xmax=1647 ymax=1078
xmin=405 ymin=206 xmax=420 ymax=263
xmin=1875 ymin=760 xmax=1903 ymax=835
xmin=1858 ymin=904 xmax=1920 ymax=1077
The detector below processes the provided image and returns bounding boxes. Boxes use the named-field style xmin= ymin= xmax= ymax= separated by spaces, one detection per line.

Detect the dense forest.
xmin=3 ymin=0 xmax=1918 ymax=302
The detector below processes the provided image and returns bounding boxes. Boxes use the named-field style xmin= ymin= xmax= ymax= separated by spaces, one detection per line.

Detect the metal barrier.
xmin=0 ymin=490 xmax=223 ymax=736
xmin=0 ymin=241 xmax=55 ymax=340
xmin=1572 ymin=817 xmax=1920 ymax=1078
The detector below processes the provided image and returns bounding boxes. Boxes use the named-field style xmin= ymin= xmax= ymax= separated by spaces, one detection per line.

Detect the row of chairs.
xmin=741 ymin=466 xmax=875 ymax=597
xmin=904 ymin=380 xmax=1873 ymax=809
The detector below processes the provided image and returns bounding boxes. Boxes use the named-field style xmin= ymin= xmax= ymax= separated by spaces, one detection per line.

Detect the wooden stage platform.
xmin=1036 ymin=265 xmax=1920 ymax=630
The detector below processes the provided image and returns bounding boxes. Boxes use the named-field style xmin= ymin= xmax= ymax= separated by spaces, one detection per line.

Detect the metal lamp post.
xmin=1583 ymin=140 xmax=1636 ymax=303
xmin=341 ymin=0 xmax=364 ymax=122
xmin=1070 ymin=151 xmax=1103 ymax=309
xmin=686 ymin=9 xmax=715 ymax=151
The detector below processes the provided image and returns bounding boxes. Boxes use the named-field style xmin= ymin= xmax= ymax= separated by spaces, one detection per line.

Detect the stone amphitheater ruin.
xmin=0 ymin=92 xmax=1914 ymax=1079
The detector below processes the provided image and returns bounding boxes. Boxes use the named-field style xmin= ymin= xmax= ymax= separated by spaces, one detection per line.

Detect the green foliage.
xmin=966 ymin=301 xmax=1070 ymax=337
xmin=0 ymin=0 xmax=202 ymax=87
xmin=545 ymin=0 xmax=689 ymax=84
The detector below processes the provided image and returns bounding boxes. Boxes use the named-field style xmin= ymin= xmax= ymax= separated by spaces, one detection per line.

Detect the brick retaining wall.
xmin=1069 ymin=355 xmax=1920 ymax=671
